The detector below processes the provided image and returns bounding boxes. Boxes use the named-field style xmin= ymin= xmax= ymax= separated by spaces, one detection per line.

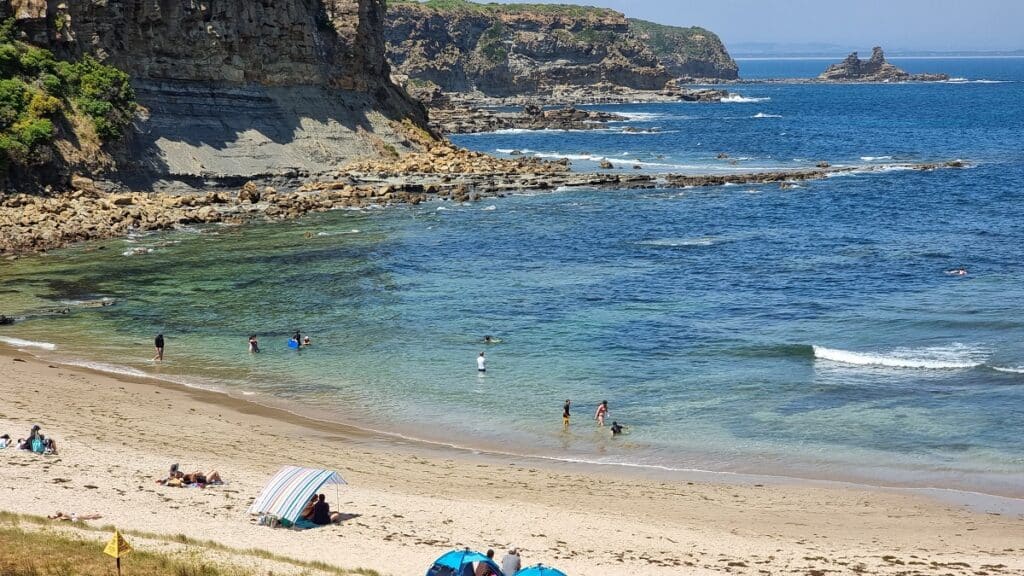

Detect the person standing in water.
xmin=477 ymin=351 xmax=487 ymax=373
xmin=153 ymin=333 xmax=164 ymax=361
xmin=248 ymin=335 xmax=260 ymax=353
xmin=562 ymin=399 xmax=571 ymax=430
xmin=594 ymin=400 xmax=609 ymax=427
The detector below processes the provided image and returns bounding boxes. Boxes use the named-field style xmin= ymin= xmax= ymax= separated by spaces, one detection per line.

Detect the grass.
xmin=0 ymin=525 xmax=248 ymax=576
xmin=0 ymin=511 xmax=381 ymax=576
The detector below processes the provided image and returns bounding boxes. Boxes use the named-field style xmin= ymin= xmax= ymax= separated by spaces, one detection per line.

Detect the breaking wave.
xmin=722 ymin=94 xmax=771 ymax=103
xmin=812 ymin=344 xmax=986 ymax=369
xmin=0 ymin=337 xmax=57 ymax=351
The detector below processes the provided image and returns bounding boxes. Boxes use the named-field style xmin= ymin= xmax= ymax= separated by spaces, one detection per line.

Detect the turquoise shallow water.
xmin=2 ymin=59 xmax=1023 ymax=497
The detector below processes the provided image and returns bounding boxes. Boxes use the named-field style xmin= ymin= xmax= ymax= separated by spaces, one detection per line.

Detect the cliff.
xmin=819 ymin=47 xmax=949 ymax=82
xmin=385 ymin=0 xmax=738 ymax=96
xmin=1 ymin=0 xmax=431 ymax=190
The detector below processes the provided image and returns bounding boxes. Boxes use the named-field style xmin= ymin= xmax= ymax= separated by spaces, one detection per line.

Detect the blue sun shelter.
xmin=426 ymin=549 xmax=504 ymax=576
xmin=515 ymin=564 xmax=568 ymax=576
xmin=247 ymin=466 xmax=346 ymax=525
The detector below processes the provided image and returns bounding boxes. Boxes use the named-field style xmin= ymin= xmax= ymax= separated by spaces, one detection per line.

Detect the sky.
xmin=489 ymin=0 xmax=1024 ymax=52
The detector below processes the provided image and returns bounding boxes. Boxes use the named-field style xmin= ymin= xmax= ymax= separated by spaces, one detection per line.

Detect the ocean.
xmin=1 ymin=58 xmax=1022 ymax=498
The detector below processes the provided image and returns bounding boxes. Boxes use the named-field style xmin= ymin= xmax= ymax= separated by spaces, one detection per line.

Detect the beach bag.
xmin=31 ymin=437 xmax=45 ymax=454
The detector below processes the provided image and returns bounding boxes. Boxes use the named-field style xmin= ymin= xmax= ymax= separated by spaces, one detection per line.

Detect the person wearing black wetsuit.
xmin=153 ymin=333 xmax=164 ymax=361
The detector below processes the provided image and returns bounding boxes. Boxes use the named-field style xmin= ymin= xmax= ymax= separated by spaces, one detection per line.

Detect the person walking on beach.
xmin=563 ymin=399 xmax=571 ymax=431
xmin=153 ymin=333 xmax=164 ymax=361
xmin=595 ymin=400 xmax=609 ymax=427
xmin=477 ymin=351 xmax=487 ymax=373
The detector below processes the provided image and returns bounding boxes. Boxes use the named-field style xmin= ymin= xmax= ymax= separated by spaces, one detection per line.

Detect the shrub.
xmin=27 ymin=91 xmax=60 ymax=117
xmin=13 ymin=117 xmax=53 ymax=147
xmin=19 ymin=46 xmax=57 ymax=75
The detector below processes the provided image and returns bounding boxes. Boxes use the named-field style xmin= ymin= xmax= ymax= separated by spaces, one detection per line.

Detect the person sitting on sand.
xmin=501 ymin=548 xmax=522 ymax=575
xmin=42 ymin=436 xmax=58 ymax=455
xmin=300 ymin=494 xmax=318 ymax=520
xmin=311 ymin=494 xmax=342 ymax=525
xmin=0 ymin=434 xmax=10 ymax=449
xmin=474 ymin=549 xmax=497 ymax=576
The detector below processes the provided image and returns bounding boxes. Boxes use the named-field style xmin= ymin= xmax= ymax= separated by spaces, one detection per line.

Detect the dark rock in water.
xmin=599 ymin=159 xmax=615 ymax=169
xmin=816 ymin=161 xmax=831 ymax=168
xmin=0 ymin=314 xmax=14 ymax=325
xmin=819 ymin=47 xmax=949 ymax=82
xmin=717 ymin=152 xmax=730 ymax=159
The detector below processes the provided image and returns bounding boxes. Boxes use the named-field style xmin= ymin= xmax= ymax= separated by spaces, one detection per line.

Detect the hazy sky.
xmin=490 ymin=0 xmax=1024 ymax=51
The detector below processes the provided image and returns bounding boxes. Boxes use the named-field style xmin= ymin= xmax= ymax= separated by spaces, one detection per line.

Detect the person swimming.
xmin=483 ymin=335 xmax=502 ymax=344
xmin=946 ymin=266 xmax=968 ymax=276
xmin=302 ymin=336 xmax=311 ymax=347
xmin=610 ymin=421 xmax=626 ymax=436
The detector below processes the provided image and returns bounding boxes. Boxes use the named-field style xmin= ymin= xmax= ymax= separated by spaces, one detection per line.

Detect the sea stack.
xmin=818 ymin=47 xmax=949 ymax=82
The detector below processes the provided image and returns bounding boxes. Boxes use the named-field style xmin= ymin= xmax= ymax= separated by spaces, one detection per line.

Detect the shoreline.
xmin=2 ymin=347 xmax=1023 ymax=576
xmin=3 ymin=340 xmax=1022 ymax=512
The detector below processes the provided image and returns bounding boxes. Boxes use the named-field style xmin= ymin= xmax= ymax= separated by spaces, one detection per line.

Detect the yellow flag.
xmin=103 ymin=530 xmax=132 ymax=558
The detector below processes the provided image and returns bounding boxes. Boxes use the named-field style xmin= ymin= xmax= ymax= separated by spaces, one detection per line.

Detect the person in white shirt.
xmin=501 ymin=548 xmax=521 ymax=575
xmin=477 ymin=351 xmax=487 ymax=373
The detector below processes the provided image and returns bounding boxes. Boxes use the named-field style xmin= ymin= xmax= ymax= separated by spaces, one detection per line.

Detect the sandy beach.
xmin=0 ymin=346 xmax=1022 ymax=576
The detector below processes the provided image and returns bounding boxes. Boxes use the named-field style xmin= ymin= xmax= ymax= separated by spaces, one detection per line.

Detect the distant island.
xmin=818 ymin=47 xmax=949 ymax=82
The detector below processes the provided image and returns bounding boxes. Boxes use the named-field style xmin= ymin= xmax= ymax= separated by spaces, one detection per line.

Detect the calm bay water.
xmin=2 ymin=59 xmax=1023 ymax=496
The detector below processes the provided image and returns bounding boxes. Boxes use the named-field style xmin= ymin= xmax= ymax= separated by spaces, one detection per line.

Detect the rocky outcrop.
xmin=429 ymin=105 xmax=627 ymax=135
xmin=385 ymin=1 xmax=737 ymax=97
xmin=2 ymin=0 xmax=432 ymax=188
xmin=819 ymin=47 xmax=948 ymax=82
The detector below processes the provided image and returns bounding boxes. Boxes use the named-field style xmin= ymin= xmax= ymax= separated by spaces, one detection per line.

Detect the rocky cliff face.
xmin=385 ymin=1 xmax=737 ymax=96
xmin=3 ymin=0 xmax=430 ymax=188
xmin=819 ymin=47 xmax=948 ymax=82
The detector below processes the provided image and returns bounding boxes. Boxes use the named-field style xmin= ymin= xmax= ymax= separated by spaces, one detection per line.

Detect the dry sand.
xmin=1 ymin=348 xmax=1022 ymax=576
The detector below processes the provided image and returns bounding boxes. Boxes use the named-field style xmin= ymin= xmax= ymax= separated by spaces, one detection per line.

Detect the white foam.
xmin=122 ymin=247 xmax=153 ymax=257
xmin=63 ymin=360 xmax=151 ymax=378
xmin=722 ymin=94 xmax=771 ymax=103
xmin=316 ymin=229 xmax=360 ymax=237
xmin=813 ymin=344 xmax=986 ymax=370
xmin=481 ymin=205 xmax=496 ymax=211
xmin=943 ymin=78 xmax=1011 ymax=84
xmin=992 ymin=366 xmax=1024 ymax=374
xmin=860 ymin=156 xmax=894 ymax=161
xmin=752 ymin=112 xmax=783 ymax=118
xmin=0 ymin=337 xmax=57 ymax=351
xmin=638 ymin=237 xmax=716 ymax=248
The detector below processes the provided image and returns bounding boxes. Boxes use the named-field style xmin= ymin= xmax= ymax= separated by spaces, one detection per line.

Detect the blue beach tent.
xmin=426 ymin=549 xmax=504 ymax=576
xmin=515 ymin=565 xmax=568 ymax=576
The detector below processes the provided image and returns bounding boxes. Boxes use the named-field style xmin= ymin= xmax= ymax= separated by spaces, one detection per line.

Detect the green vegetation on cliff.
xmin=0 ymin=19 xmax=135 ymax=177
xmin=386 ymin=0 xmax=738 ymax=96
xmin=390 ymin=0 xmax=616 ymax=17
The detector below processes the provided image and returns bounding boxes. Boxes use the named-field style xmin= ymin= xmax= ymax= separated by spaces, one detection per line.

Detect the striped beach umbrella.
xmin=247 ymin=466 xmax=347 ymax=524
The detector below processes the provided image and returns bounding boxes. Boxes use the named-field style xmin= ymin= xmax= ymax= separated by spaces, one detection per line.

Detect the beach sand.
xmin=0 ymin=348 xmax=1022 ymax=576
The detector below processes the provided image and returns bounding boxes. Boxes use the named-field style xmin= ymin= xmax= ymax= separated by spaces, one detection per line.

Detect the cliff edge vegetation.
xmin=0 ymin=18 xmax=134 ymax=189
xmin=386 ymin=0 xmax=738 ymax=96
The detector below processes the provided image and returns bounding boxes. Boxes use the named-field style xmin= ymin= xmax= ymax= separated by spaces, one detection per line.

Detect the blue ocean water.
xmin=2 ymin=59 xmax=1023 ymax=496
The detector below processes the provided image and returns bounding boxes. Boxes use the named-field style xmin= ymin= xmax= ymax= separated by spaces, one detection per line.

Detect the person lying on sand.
xmin=156 ymin=464 xmax=223 ymax=486
xmin=0 ymin=434 xmax=10 ymax=448
xmin=48 ymin=511 xmax=103 ymax=521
